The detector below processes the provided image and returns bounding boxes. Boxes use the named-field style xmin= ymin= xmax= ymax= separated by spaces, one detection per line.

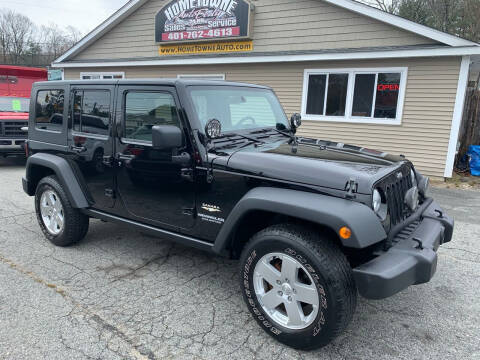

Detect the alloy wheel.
xmin=253 ymin=252 xmax=320 ymax=330
xmin=40 ymin=189 xmax=65 ymax=235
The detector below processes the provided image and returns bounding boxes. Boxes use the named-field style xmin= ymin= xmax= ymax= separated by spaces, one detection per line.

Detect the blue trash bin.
xmin=467 ymin=145 xmax=480 ymax=176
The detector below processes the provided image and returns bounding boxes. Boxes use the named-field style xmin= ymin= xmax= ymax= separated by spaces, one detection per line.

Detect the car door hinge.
xmin=181 ymin=168 xmax=194 ymax=182
xmin=105 ymin=188 xmax=115 ymax=198
xmin=102 ymin=156 xmax=114 ymax=167
xmin=345 ymin=178 xmax=358 ymax=199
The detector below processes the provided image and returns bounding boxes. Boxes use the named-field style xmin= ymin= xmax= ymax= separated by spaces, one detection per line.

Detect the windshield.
xmin=0 ymin=96 xmax=30 ymax=113
xmin=188 ymin=86 xmax=289 ymax=133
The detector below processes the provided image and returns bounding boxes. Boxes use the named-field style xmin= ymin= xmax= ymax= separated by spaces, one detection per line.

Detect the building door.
xmin=114 ymin=85 xmax=196 ymax=230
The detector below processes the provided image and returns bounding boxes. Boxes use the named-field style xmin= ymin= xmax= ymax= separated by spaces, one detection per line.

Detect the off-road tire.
xmin=35 ymin=176 xmax=89 ymax=247
xmin=239 ymin=223 xmax=357 ymax=350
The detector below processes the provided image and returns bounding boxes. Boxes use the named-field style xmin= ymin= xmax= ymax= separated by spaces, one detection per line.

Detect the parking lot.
xmin=0 ymin=157 xmax=479 ymax=360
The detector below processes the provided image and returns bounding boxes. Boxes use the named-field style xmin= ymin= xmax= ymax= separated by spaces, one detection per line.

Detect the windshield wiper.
xmin=250 ymin=126 xmax=295 ymax=140
xmin=210 ymin=132 xmax=266 ymax=150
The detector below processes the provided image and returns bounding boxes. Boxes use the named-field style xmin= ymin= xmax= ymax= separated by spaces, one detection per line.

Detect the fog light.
xmin=339 ymin=226 xmax=352 ymax=240
xmin=404 ymin=186 xmax=419 ymax=211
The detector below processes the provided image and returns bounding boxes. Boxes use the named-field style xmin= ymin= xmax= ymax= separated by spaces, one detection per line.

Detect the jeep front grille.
xmin=378 ymin=165 xmax=414 ymax=227
xmin=0 ymin=120 xmax=27 ymax=138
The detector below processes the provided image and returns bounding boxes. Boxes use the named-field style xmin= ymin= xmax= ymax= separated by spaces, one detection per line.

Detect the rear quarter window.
xmin=35 ymin=90 xmax=64 ymax=132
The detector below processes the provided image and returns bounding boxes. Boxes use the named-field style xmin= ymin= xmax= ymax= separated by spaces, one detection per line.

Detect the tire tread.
xmin=241 ymin=223 xmax=357 ymax=350
xmin=35 ymin=175 xmax=89 ymax=247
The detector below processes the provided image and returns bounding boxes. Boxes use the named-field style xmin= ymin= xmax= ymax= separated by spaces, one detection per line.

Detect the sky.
xmin=0 ymin=0 xmax=130 ymax=35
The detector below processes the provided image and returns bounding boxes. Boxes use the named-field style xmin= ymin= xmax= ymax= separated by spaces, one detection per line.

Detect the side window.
xmin=72 ymin=90 xmax=111 ymax=136
xmin=35 ymin=90 xmax=64 ymax=132
xmin=124 ymin=92 xmax=179 ymax=143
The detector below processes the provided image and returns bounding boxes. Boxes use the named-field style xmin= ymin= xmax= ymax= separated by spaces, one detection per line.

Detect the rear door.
xmin=113 ymin=85 xmax=196 ymax=230
xmin=68 ymin=85 xmax=116 ymax=209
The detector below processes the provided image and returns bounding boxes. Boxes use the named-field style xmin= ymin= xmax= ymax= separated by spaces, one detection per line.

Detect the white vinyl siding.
xmin=177 ymin=74 xmax=225 ymax=80
xmin=72 ymin=0 xmax=437 ymax=61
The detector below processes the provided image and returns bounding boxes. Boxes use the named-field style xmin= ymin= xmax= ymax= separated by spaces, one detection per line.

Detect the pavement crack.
xmin=0 ymin=211 xmax=35 ymax=220
xmin=443 ymin=247 xmax=480 ymax=256
xmin=0 ymin=252 xmax=156 ymax=360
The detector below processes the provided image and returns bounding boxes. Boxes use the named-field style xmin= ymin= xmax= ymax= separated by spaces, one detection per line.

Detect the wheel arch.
xmin=212 ymin=187 xmax=387 ymax=257
xmin=24 ymin=153 xmax=90 ymax=208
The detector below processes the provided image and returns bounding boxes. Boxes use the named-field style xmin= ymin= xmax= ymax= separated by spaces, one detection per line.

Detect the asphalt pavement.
xmin=0 ymin=156 xmax=479 ymax=360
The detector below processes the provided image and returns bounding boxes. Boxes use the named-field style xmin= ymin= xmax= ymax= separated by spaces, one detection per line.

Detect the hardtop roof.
xmin=33 ymin=78 xmax=271 ymax=89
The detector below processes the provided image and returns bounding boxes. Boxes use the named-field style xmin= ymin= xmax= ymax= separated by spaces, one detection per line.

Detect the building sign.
xmin=48 ymin=69 xmax=63 ymax=81
xmin=159 ymin=40 xmax=253 ymax=55
xmin=155 ymin=0 xmax=252 ymax=43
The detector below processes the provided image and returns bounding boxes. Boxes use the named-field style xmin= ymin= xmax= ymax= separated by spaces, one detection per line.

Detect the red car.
xmin=0 ymin=66 xmax=48 ymax=157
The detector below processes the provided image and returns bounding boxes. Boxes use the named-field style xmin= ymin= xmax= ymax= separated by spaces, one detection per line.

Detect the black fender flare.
xmin=23 ymin=153 xmax=90 ymax=208
xmin=212 ymin=187 xmax=387 ymax=254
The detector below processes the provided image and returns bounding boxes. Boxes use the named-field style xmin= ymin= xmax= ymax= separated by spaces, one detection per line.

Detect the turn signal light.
xmin=339 ymin=227 xmax=352 ymax=240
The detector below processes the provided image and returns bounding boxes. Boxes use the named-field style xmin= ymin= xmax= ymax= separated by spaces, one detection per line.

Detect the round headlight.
xmin=372 ymin=189 xmax=382 ymax=213
xmin=404 ymin=186 xmax=420 ymax=211
xmin=411 ymin=169 xmax=417 ymax=187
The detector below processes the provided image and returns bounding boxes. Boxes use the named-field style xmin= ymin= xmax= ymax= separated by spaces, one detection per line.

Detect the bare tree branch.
xmin=0 ymin=8 xmax=83 ymax=66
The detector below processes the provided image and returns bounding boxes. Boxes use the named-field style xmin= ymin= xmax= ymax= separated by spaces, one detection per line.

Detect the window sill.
xmin=301 ymin=115 xmax=402 ymax=126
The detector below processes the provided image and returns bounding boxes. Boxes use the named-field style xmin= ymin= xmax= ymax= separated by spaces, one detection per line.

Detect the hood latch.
xmin=345 ymin=178 xmax=358 ymax=199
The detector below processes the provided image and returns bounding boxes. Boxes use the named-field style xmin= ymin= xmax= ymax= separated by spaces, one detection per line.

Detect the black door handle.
xmin=70 ymin=145 xmax=87 ymax=153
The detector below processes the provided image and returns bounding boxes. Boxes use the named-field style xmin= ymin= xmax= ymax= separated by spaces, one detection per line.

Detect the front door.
xmin=68 ymin=85 xmax=116 ymax=209
xmin=114 ymin=85 xmax=195 ymax=230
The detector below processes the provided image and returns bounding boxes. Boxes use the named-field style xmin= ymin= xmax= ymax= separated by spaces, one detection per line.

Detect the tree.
xmin=0 ymin=11 xmax=12 ymax=63
xmin=458 ymin=0 xmax=480 ymax=43
xmin=358 ymin=0 xmax=480 ymax=43
xmin=40 ymin=23 xmax=82 ymax=60
xmin=361 ymin=0 xmax=400 ymax=13
xmin=0 ymin=8 xmax=83 ymax=66
xmin=398 ymin=0 xmax=430 ymax=26
xmin=1 ymin=9 xmax=35 ymax=64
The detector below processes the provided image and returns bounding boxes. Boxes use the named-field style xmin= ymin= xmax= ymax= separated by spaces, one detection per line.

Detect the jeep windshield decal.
xmin=187 ymin=86 xmax=289 ymax=134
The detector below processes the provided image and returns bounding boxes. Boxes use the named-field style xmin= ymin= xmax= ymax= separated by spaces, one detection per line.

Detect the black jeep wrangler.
xmin=23 ymin=79 xmax=453 ymax=350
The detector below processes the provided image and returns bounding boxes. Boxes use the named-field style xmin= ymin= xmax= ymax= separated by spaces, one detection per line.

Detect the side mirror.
xmin=152 ymin=125 xmax=183 ymax=150
xmin=290 ymin=113 xmax=302 ymax=131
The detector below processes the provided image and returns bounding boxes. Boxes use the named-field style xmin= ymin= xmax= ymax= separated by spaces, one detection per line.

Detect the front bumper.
xmin=353 ymin=199 xmax=454 ymax=300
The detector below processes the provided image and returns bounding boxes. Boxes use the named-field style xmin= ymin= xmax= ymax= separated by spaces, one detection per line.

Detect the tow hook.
xmin=434 ymin=209 xmax=444 ymax=218
xmin=412 ymin=237 xmax=424 ymax=250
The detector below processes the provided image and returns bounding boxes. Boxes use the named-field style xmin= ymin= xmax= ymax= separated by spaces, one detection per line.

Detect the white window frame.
xmin=177 ymin=74 xmax=225 ymax=80
xmin=301 ymin=67 xmax=408 ymax=125
xmin=80 ymin=72 xmax=125 ymax=80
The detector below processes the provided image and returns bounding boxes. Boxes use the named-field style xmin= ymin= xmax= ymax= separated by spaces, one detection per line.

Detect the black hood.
xmin=217 ymin=138 xmax=407 ymax=194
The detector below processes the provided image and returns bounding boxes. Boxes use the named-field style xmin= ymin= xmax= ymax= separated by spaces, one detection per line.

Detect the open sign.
xmin=377 ymin=84 xmax=399 ymax=91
